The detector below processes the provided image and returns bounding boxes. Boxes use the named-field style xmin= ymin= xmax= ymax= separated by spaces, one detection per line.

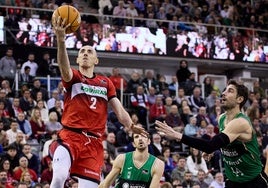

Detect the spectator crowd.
xmin=0 ymin=45 xmax=267 ymax=188
xmin=0 ymin=0 xmax=267 ymax=62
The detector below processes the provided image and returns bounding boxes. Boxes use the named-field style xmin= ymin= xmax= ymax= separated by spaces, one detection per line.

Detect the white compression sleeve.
xmin=50 ymin=145 xmax=71 ymax=188
xmin=78 ymin=178 xmax=98 ymax=188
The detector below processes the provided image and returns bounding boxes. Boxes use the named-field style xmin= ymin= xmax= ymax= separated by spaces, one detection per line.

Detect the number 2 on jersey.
xmin=90 ymin=97 xmax=97 ymax=109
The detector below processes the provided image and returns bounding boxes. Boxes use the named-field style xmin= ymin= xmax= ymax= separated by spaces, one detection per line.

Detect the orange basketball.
xmin=52 ymin=5 xmax=81 ymax=34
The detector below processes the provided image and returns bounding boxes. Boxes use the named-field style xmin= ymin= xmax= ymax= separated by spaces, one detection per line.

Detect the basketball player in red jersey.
xmin=50 ymin=17 xmax=147 ymax=188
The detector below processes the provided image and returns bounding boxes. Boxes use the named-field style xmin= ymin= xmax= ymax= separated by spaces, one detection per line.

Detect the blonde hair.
xmin=49 ymin=111 xmax=58 ymax=122
xmin=30 ymin=107 xmax=41 ymax=123
xmin=20 ymin=170 xmax=31 ymax=182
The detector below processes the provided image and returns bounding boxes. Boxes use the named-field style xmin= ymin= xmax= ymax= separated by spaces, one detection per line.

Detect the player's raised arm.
xmin=98 ymin=154 xmax=125 ymax=188
xmin=53 ymin=16 xmax=73 ymax=82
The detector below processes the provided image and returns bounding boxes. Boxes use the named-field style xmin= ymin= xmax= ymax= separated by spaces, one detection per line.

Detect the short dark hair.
xmin=179 ymin=60 xmax=188 ymax=65
xmin=24 ymin=66 xmax=31 ymax=71
xmin=132 ymin=132 xmax=150 ymax=140
xmin=227 ymin=79 xmax=248 ymax=109
xmin=7 ymin=144 xmax=17 ymax=151
xmin=33 ymin=78 xmax=40 ymax=83
xmin=6 ymin=47 xmax=13 ymax=52
xmin=42 ymin=51 xmax=49 ymax=56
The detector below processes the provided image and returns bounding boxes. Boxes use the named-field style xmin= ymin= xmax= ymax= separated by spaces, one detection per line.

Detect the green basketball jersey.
xmin=115 ymin=152 xmax=156 ymax=188
xmin=219 ymin=112 xmax=263 ymax=182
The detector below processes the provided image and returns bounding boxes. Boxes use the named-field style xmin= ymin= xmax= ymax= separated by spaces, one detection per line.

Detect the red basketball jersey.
xmin=61 ymin=69 xmax=116 ymax=137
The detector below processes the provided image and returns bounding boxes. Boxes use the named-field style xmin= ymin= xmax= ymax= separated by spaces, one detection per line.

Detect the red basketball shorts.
xmin=52 ymin=129 xmax=104 ymax=183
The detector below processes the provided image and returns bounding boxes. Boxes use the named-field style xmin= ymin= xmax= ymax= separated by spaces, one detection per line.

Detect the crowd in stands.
xmin=1 ymin=0 xmax=267 ymax=30
xmin=0 ymin=47 xmax=267 ymax=187
xmin=0 ymin=47 xmax=65 ymax=187
xmin=95 ymin=0 xmax=268 ymax=29
xmin=1 ymin=0 xmax=268 ymax=33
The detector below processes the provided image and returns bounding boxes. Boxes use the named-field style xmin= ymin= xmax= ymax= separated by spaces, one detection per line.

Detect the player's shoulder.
xmin=115 ymin=153 xmax=126 ymax=162
xmin=218 ymin=112 xmax=226 ymax=120
xmin=234 ymin=113 xmax=251 ymax=124
xmin=69 ymin=68 xmax=79 ymax=79
xmin=236 ymin=116 xmax=252 ymax=128
xmin=71 ymin=67 xmax=78 ymax=73
xmin=153 ymin=155 xmax=164 ymax=167
xmin=95 ymin=73 xmax=109 ymax=79
xmin=95 ymin=74 xmax=113 ymax=83
xmin=152 ymin=156 xmax=165 ymax=172
xmin=113 ymin=153 xmax=126 ymax=167
xmin=226 ymin=114 xmax=252 ymax=134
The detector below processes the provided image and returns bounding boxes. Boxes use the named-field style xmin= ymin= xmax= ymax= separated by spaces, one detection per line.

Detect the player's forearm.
xmin=101 ymin=172 xmax=118 ymax=188
xmin=118 ymin=109 xmax=133 ymax=129
xmin=180 ymin=133 xmax=230 ymax=154
xmin=99 ymin=182 xmax=110 ymax=188
xmin=110 ymin=98 xmax=133 ymax=128
xmin=57 ymin=40 xmax=72 ymax=81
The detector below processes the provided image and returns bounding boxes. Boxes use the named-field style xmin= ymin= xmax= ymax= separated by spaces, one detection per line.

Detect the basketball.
xmin=52 ymin=5 xmax=81 ymax=34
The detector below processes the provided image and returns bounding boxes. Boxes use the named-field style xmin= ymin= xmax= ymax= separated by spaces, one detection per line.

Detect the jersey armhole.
xmin=108 ymin=95 xmax=117 ymax=101
xmin=150 ymin=157 xmax=157 ymax=176
xmin=62 ymin=68 xmax=76 ymax=89
xmin=120 ymin=154 xmax=127 ymax=174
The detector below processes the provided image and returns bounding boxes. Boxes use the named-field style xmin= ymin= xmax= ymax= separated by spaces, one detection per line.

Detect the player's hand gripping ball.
xmin=52 ymin=5 xmax=81 ymax=34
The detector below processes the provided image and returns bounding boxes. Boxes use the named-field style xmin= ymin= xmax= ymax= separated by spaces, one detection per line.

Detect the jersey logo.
xmin=100 ymin=79 xmax=107 ymax=85
xmin=71 ymin=83 xmax=108 ymax=100
xmin=122 ymin=183 xmax=129 ymax=188
xmin=142 ymin=169 xmax=149 ymax=174
xmin=127 ymin=171 xmax=131 ymax=179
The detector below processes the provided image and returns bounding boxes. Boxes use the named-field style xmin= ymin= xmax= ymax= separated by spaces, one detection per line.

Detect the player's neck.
xmin=225 ymin=106 xmax=241 ymax=121
xmin=133 ymin=150 xmax=149 ymax=163
xmin=79 ymin=67 xmax=94 ymax=78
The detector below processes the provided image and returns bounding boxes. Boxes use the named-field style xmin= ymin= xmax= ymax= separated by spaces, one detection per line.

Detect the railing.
xmin=14 ymin=70 xmax=61 ymax=98
xmin=14 ymin=72 xmax=133 ymax=107
xmin=1 ymin=5 xmax=267 ymax=31
xmin=1 ymin=5 xmax=268 ymax=63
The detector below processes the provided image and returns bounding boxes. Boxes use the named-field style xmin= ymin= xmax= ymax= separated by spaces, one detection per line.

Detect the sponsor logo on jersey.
xmin=221 ymin=148 xmax=239 ymax=157
xmin=142 ymin=169 xmax=149 ymax=174
xmin=71 ymin=83 xmax=108 ymax=100
xmin=99 ymin=79 xmax=107 ymax=85
xmin=84 ymin=169 xmax=99 ymax=176
xmin=127 ymin=171 xmax=131 ymax=179
xmin=122 ymin=183 xmax=129 ymax=188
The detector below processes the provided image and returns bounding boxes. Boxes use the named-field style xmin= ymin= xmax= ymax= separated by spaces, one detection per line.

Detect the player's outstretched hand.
xmin=155 ymin=120 xmax=182 ymax=140
xmin=131 ymin=124 xmax=149 ymax=138
xmin=53 ymin=16 xmax=70 ymax=41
